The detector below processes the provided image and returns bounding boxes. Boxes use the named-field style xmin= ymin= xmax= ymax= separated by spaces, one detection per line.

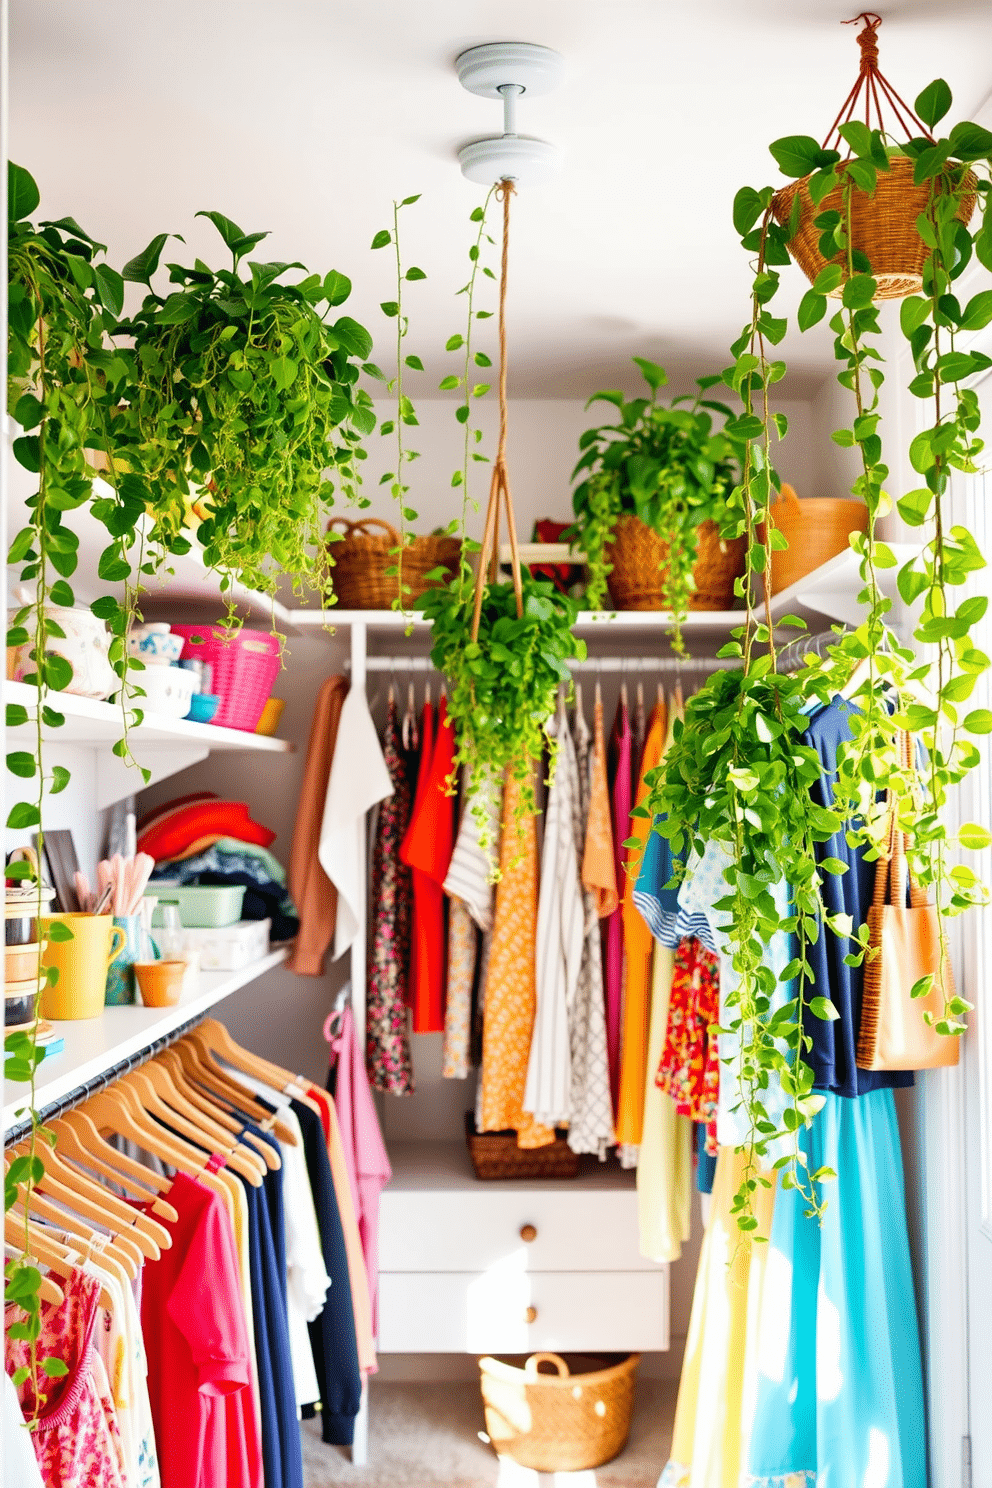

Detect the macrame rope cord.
xmin=822 ymin=12 xmax=935 ymax=151
xmin=471 ymin=178 xmax=524 ymax=643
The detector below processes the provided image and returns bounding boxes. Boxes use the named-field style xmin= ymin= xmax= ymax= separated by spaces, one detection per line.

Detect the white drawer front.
xmin=377 ymin=1270 xmax=669 ymax=1354
xmin=380 ymin=1187 xmax=648 ymax=1273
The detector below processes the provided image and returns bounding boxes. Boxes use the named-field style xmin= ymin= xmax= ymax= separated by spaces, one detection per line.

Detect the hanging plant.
xmin=5 ymin=160 xmax=126 ymax=1400
xmin=417 ymin=182 xmax=586 ymax=860
xmin=111 ymin=211 xmax=377 ymax=613
xmin=644 ymin=15 xmax=992 ymax=1234
xmin=569 ymin=359 xmax=743 ymax=652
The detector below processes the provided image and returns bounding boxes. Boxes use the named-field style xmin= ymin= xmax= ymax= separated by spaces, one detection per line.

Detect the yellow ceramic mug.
xmin=40 ymin=913 xmax=126 ymax=1020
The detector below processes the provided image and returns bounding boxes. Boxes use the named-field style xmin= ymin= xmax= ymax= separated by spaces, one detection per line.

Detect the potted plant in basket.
xmin=568 ymin=357 xmax=744 ymax=650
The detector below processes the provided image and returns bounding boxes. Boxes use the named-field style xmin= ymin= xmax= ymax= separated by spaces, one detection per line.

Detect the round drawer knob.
xmin=520 ymin=1224 xmax=538 ymax=1243
xmin=524 ymin=1306 xmax=538 ymax=1324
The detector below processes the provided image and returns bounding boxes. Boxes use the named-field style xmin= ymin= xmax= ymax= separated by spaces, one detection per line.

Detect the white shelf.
xmin=4 ymin=682 xmax=292 ymax=808
xmin=3 ymin=947 xmax=290 ymax=1130
xmin=4 ymin=682 xmax=292 ymax=752
xmin=768 ymin=544 xmax=917 ymax=628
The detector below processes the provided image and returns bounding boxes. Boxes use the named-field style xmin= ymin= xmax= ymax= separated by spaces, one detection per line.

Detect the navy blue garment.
xmin=238 ymin=1119 xmax=303 ymax=1488
xmin=290 ymin=1097 xmax=362 ymax=1446
xmin=695 ymin=1123 xmax=717 ymax=1194
xmin=802 ymin=699 xmax=913 ymax=1098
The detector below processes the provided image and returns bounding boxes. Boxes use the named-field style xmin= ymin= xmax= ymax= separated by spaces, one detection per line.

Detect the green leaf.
xmin=733 ymin=186 xmax=765 ymax=237
xmin=947 ymin=121 xmax=992 ymax=161
xmin=405 ymin=266 xmax=427 ymax=281
xmin=93 ymin=264 xmax=125 ymax=316
xmin=632 ymin=357 xmax=667 ymax=392
xmin=400 ymin=194 xmax=421 ymax=207
xmin=6 ymin=802 xmax=40 ymax=830
xmin=5 ymin=752 xmax=36 ymax=779
xmin=446 ymin=334 xmax=464 ymax=351
xmin=842 ymin=274 xmax=876 ymax=309
xmin=915 ymin=79 xmax=952 ymax=129
xmin=812 ymin=264 xmax=844 ymax=295
xmin=404 ymin=354 xmax=425 ymax=371
xmin=809 ymin=996 xmax=840 ymax=1022
xmin=797 ymin=289 xmax=826 ymax=331
xmin=47 ymin=920 xmax=75 ymax=942
xmin=959 ymin=822 xmax=992 ymax=851
xmin=900 ymin=296 xmax=931 ymax=338
xmin=380 ymin=301 xmax=399 ymax=318
xmin=959 ymin=291 xmax=992 ymax=332
xmin=964 ymin=709 xmax=992 ymax=734
xmin=438 ymin=375 xmax=461 ymax=391
xmin=195 ymin=209 xmax=248 ymax=250
xmin=332 ymin=316 xmax=374 ymax=359
xmin=8 ymin=161 xmax=40 ymax=223
xmin=322 ymin=269 xmax=352 ymax=306
xmin=370 ymin=229 xmax=392 ymax=250
xmin=49 ymin=765 xmax=71 ymax=796
xmin=897 ymin=558 xmax=929 ymax=605
xmin=769 ymin=135 xmax=837 ymax=178
xmin=6 ymin=704 xmax=28 ymax=727
xmin=41 ymin=1357 xmax=69 ymax=1378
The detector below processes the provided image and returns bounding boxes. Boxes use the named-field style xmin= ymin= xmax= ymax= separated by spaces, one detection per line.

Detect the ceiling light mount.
xmin=455 ymin=41 xmax=563 ymax=186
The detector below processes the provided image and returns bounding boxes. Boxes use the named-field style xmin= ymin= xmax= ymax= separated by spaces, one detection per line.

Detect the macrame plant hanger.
xmin=822 ymin=12 xmax=936 ymax=151
xmin=454 ymin=41 xmax=564 ymax=641
xmin=471 ymin=179 xmax=524 ymax=641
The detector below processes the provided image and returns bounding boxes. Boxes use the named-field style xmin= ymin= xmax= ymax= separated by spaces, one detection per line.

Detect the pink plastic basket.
xmin=171 ymin=626 xmax=281 ymax=732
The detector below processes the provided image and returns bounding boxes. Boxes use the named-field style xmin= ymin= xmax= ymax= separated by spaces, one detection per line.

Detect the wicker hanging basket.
xmin=326 ymin=518 xmax=460 ymax=610
xmin=479 ymin=1352 xmax=641 ymax=1473
xmin=760 ymin=483 xmax=868 ymax=595
xmin=772 ymin=157 xmax=977 ymax=302
xmin=603 ymin=515 xmax=745 ymax=612
xmin=769 ymin=14 xmax=976 ymax=301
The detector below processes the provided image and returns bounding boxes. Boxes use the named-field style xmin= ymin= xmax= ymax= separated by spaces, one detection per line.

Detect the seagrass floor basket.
xmin=478 ymin=1351 xmax=641 ymax=1472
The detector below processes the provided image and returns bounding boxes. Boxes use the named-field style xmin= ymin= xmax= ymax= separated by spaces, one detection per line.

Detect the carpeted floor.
xmin=302 ymin=1379 xmax=676 ymax=1487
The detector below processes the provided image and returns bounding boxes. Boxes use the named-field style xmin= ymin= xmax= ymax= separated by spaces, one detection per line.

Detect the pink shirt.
xmin=329 ymin=1005 xmax=393 ymax=1334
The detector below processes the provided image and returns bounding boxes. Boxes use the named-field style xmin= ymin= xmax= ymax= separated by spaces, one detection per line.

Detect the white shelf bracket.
xmin=96 ymin=742 xmax=210 ymax=810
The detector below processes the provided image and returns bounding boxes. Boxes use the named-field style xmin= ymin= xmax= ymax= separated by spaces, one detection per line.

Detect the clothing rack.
xmin=350 ymin=655 xmax=733 ymax=674
xmin=3 ymin=1010 xmax=208 ymax=1147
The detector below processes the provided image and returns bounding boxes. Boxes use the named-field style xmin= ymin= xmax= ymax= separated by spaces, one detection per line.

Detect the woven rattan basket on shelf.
xmin=479 ymin=1352 xmax=640 ymax=1473
xmin=771 ymin=156 xmax=977 ymax=301
xmin=326 ymin=517 xmax=460 ymax=609
xmin=603 ymin=515 xmax=745 ymax=611
xmin=760 ymin=483 xmax=868 ymax=595
xmin=464 ymin=1113 xmax=579 ymax=1181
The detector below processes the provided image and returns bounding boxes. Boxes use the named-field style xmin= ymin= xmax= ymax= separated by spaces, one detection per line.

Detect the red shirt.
xmin=400 ymin=700 xmax=456 ymax=1033
xmin=138 ymin=1171 xmax=261 ymax=1488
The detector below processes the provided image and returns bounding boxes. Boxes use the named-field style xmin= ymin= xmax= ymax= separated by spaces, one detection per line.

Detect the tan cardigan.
xmin=286 ymin=674 xmax=348 ymax=976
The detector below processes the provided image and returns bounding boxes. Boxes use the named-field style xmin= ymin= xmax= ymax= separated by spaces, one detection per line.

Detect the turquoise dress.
xmin=744 ymin=1087 xmax=927 ymax=1488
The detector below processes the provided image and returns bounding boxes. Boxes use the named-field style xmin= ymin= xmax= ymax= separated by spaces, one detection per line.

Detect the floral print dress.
xmin=365 ymin=691 xmax=415 ymax=1094
xmin=656 ymin=936 xmax=720 ymax=1155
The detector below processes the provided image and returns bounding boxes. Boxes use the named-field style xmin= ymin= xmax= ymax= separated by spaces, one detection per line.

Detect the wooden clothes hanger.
xmin=134 ymin=1062 xmax=271 ymax=1180
xmin=174 ymin=1038 xmax=299 ymax=1142
xmin=117 ymin=1070 xmax=264 ymax=1188
xmin=10 ymin=1135 xmax=167 ymax=1260
xmin=49 ymin=1113 xmax=180 ymax=1223
xmin=9 ymin=1177 xmax=140 ymax=1280
xmin=157 ymin=1048 xmax=280 ymax=1169
xmin=78 ymin=1087 xmax=235 ymax=1221
xmin=4 ymin=1214 xmax=113 ymax=1312
xmin=4 ymin=1238 xmax=64 ymax=1307
xmin=194 ymin=1020 xmax=322 ymax=1118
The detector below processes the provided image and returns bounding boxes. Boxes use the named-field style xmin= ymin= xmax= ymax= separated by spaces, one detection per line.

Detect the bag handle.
xmin=326 ymin=517 xmax=401 ymax=545
xmin=871 ymin=729 xmax=929 ymax=911
xmin=524 ymin=1352 xmax=570 ymax=1379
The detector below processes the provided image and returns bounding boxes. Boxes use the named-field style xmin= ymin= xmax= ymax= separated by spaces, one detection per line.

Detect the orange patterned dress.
xmin=477 ymin=772 xmax=556 ymax=1149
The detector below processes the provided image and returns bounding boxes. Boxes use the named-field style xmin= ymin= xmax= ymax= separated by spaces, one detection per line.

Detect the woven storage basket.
xmin=761 ymin=484 xmax=868 ymax=595
xmin=171 ymin=625 xmax=281 ymax=732
xmin=771 ymin=156 xmax=977 ymax=301
xmin=479 ymin=1352 xmax=640 ymax=1473
xmin=465 ymin=1113 xmax=579 ymax=1181
xmin=603 ymin=515 xmax=745 ymax=611
xmin=327 ymin=517 xmax=460 ymax=609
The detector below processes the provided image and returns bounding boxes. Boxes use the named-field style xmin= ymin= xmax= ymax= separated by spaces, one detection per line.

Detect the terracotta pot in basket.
xmin=603 ymin=515 xmax=745 ymax=612
xmin=772 ymin=156 xmax=976 ymax=302
xmin=327 ymin=518 xmax=461 ymax=610
xmin=760 ymin=484 xmax=868 ymax=595
xmin=479 ymin=1352 xmax=640 ymax=1473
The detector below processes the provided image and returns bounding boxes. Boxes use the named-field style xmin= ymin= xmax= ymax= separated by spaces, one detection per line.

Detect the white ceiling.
xmin=10 ymin=0 xmax=992 ymax=400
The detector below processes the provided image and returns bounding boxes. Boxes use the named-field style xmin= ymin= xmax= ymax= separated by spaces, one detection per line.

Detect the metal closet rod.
xmin=351 ymin=655 xmax=732 ymax=674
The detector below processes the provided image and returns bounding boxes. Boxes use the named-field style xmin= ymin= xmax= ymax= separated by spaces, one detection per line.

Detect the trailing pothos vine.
xmin=644 ymin=67 xmax=992 ymax=1234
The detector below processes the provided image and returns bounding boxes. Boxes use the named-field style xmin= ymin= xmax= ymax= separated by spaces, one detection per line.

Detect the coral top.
xmin=616 ymin=699 xmax=668 ymax=1146
xmin=401 ymin=697 xmax=456 ymax=1033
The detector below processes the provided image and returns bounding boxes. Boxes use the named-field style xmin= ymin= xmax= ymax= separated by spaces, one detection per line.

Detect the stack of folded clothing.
xmin=139 ymin=793 xmax=300 ymax=941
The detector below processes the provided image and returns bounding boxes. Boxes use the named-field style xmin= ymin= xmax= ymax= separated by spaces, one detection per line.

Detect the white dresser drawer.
xmin=377 ymin=1270 xmax=669 ymax=1354
xmin=380 ymin=1185 xmax=646 ymax=1273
